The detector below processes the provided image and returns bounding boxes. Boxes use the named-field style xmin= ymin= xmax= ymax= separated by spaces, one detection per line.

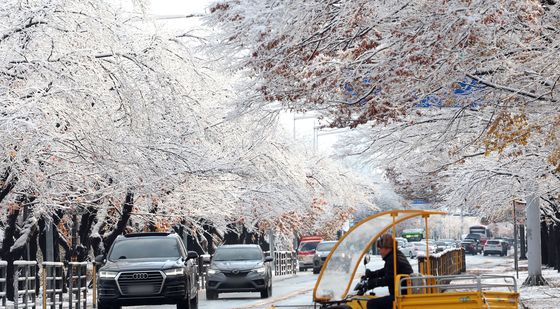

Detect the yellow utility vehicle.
xmin=312 ymin=210 xmax=519 ymax=309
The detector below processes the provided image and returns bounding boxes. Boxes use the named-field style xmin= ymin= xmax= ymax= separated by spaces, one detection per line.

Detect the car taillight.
xmin=298 ymin=251 xmax=314 ymax=256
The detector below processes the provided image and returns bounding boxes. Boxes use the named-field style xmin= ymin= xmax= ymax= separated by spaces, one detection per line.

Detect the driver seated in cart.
xmin=363 ymin=234 xmax=413 ymax=309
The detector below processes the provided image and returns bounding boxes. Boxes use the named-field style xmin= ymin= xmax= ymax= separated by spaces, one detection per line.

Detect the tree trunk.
xmin=102 ymin=191 xmax=134 ymax=253
xmin=203 ymin=223 xmax=219 ymax=255
xmin=523 ymin=191 xmax=547 ymax=286
xmin=0 ymin=168 xmax=16 ymax=204
xmin=541 ymin=220 xmax=548 ymax=266
xmin=0 ymin=206 xmax=19 ymax=300
xmin=76 ymin=206 xmax=97 ymax=261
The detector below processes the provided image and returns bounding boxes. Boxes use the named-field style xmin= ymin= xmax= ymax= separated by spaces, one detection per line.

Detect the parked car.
xmin=395 ymin=237 xmax=409 ymax=245
xmin=438 ymin=239 xmax=458 ymax=249
xmin=464 ymin=233 xmax=485 ymax=253
xmin=410 ymin=241 xmax=435 ymax=257
xmin=483 ymin=240 xmax=508 ymax=256
xmin=398 ymin=241 xmax=416 ymax=259
xmin=435 ymin=241 xmax=450 ymax=253
xmin=494 ymin=237 xmax=513 ymax=250
xmin=96 ymin=232 xmax=199 ymax=309
xmin=206 ymin=244 xmax=273 ymax=300
xmin=313 ymin=241 xmax=337 ymax=274
xmin=461 ymin=238 xmax=479 ymax=255
xmin=465 ymin=233 xmax=487 ymax=251
xmin=297 ymin=236 xmax=322 ymax=271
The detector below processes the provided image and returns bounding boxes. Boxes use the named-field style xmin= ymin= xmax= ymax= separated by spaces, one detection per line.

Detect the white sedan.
xmin=398 ymin=242 xmax=416 ymax=259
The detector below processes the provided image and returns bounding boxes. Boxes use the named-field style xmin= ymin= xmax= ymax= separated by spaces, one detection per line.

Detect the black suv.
xmin=206 ymin=244 xmax=273 ymax=300
xmin=96 ymin=232 xmax=199 ymax=309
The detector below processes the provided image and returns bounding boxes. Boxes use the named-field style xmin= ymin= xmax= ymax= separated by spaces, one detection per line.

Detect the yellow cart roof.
xmin=313 ymin=209 xmax=446 ymax=302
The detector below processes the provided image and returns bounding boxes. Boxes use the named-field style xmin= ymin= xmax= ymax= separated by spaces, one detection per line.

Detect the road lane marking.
xmin=232 ymin=287 xmax=313 ymax=309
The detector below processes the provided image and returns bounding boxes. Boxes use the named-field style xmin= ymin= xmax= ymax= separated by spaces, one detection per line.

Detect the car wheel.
xmin=483 ymin=252 xmax=487 ymax=256
xmin=299 ymin=266 xmax=305 ymax=272
xmin=260 ymin=283 xmax=272 ymax=298
xmin=206 ymin=290 xmax=218 ymax=300
xmin=190 ymin=293 xmax=199 ymax=309
xmin=409 ymin=251 xmax=413 ymax=259
xmin=177 ymin=299 xmax=189 ymax=309
xmin=313 ymin=267 xmax=320 ymax=274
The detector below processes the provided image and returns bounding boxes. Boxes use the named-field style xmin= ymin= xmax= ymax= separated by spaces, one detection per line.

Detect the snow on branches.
xmin=0 ymin=0 xmax=373 ymax=252
xmin=208 ymin=0 xmax=560 ymax=219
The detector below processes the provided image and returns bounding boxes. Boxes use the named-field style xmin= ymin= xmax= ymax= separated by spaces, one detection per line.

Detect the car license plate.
xmin=128 ymin=285 xmax=154 ymax=294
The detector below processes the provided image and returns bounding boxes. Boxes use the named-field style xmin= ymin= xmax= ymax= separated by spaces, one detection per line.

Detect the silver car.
xmin=397 ymin=240 xmax=416 ymax=259
xmin=312 ymin=241 xmax=338 ymax=274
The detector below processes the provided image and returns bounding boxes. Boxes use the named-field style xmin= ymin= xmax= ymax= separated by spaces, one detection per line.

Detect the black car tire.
xmin=190 ymin=293 xmax=199 ymax=309
xmin=206 ymin=290 xmax=218 ymax=300
xmin=408 ymin=251 xmax=413 ymax=259
xmin=299 ymin=266 xmax=305 ymax=272
xmin=313 ymin=267 xmax=320 ymax=274
xmin=177 ymin=299 xmax=189 ymax=309
xmin=260 ymin=284 xmax=272 ymax=298
xmin=483 ymin=252 xmax=487 ymax=256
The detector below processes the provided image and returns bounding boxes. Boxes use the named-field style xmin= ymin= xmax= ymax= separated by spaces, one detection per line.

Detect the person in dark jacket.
xmin=364 ymin=233 xmax=413 ymax=309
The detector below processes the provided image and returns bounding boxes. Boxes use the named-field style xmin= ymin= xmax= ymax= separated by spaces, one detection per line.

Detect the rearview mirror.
xmin=187 ymin=251 xmax=199 ymax=260
xmin=363 ymin=254 xmax=371 ymax=266
xmin=264 ymin=256 xmax=273 ymax=263
xmin=95 ymin=255 xmax=105 ymax=264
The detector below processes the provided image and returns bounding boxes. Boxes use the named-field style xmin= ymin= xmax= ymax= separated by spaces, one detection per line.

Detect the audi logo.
xmin=231 ymin=269 xmax=239 ymax=274
xmin=132 ymin=273 xmax=149 ymax=280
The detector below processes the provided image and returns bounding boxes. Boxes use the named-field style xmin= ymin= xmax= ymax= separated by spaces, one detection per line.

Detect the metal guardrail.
xmin=274 ymin=251 xmax=297 ymax=276
xmin=398 ymin=274 xmax=518 ymax=295
xmin=67 ymin=262 xmax=88 ymax=309
xmin=417 ymin=248 xmax=465 ymax=276
xmin=13 ymin=260 xmax=37 ymax=309
xmin=0 ymin=261 xmax=7 ymax=307
xmin=42 ymin=262 xmax=64 ymax=309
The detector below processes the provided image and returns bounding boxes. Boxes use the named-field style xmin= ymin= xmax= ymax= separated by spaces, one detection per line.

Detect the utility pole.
xmin=46 ymin=222 xmax=54 ymax=262
xmin=513 ymin=200 xmax=519 ymax=279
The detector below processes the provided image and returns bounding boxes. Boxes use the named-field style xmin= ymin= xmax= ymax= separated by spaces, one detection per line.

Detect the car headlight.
xmin=164 ymin=268 xmax=184 ymax=277
xmin=207 ymin=268 xmax=221 ymax=275
xmin=254 ymin=266 xmax=266 ymax=274
xmin=99 ymin=271 xmax=118 ymax=279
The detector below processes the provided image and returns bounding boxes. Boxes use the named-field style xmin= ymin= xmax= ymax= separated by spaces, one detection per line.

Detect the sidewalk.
xmin=518 ymin=267 xmax=560 ymax=309
xmin=496 ymin=258 xmax=560 ymax=309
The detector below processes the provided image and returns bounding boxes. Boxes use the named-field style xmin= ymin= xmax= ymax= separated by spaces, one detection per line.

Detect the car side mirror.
xmin=187 ymin=251 xmax=199 ymax=260
xmin=264 ymin=256 xmax=273 ymax=263
xmin=95 ymin=255 xmax=105 ymax=264
xmin=363 ymin=254 xmax=371 ymax=266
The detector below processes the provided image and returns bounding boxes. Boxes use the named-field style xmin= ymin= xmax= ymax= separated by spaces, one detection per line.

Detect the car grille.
xmin=224 ymin=270 xmax=250 ymax=278
xmin=117 ymin=271 xmax=164 ymax=296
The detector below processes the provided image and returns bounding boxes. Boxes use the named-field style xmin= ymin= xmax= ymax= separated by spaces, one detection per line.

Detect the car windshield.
xmin=462 ymin=239 xmax=474 ymax=243
xmin=487 ymin=240 xmax=499 ymax=245
xmin=109 ymin=238 xmax=181 ymax=260
xmin=316 ymin=242 xmax=336 ymax=251
xmin=436 ymin=242 xmax=446 ymax=246
xmin=298 ymin=241 xmax=320 ymax=251
xmin=213 ymin=247 xmax=262 ymax=261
